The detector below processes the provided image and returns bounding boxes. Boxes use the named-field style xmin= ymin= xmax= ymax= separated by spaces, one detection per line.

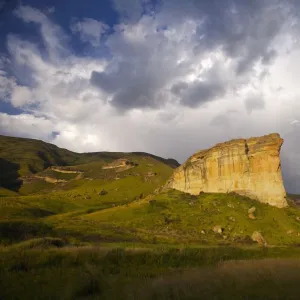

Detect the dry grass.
xmin=1 ymin=244 xmax=300 ymax=299
xmin=136 ymin=259 xmax=300 ymax=300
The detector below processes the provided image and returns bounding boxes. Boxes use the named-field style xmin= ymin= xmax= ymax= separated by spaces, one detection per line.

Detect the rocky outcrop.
xmin=50 ymin=167 xmax=83 ymax=174
xmin=166 ymin=133 xmax=287 ymax=208
xmin=102 ymin=159 xmax=138 ymax=171
xmin=21 ymin=175 xmax=67 ymax=184
xmin=35 ymin=176 xmax=67 ymax=184
xmin=251 ymin=231 xmax=267 ymax=246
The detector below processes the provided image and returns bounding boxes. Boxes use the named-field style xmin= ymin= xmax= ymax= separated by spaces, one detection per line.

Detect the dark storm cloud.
xmin=281 ymin=166 xmax=300 ymax=194
xmin=210 ymin=114 xmax=230 ymax=127
xmin=164 ymin=0 xmax=288 ymax=73
xmin=89 ymin=30 xmax=184 ymax=110
xmin=91 ymin=56 xmax=169 ymax=110
xmin=156 ymin=111 xmax=182 ymax=123
xmin=89 ymin=0 xmax=294 ymax=111
xmin=281 ymin=128 xmax=300 ymax=194
xmin=180 ymin=80 xmax=226 ymax=108
xmin=261 ymin=49 xmax=277 ymax=65
xmin=91 ymin=67 xmax=169 ymax=110
xmin=245 ymin=95 xmax=265 ymax=114
xmin=172 ymin=60 xmax=229 ymax=108
xmin=90 ymin=71 xmax=119 ymax=93
xmin=171 ymin=81 xmax=188 ymax=96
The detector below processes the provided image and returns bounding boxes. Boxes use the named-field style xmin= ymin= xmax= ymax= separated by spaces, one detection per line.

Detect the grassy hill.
xmin=0 ymin=135 xmax=181 ymax=245
xmin=61 ymin=189 xmax=300 ymax=246
xmin=1 ymin=134 xmax=300 ymax=247
xmin=0 ymin=135 xmax=179 ymax=192
xmin=0 ymin=135 xmax=80 ymax=177
xmin=1 ymin=135 xmax=300 ymax=299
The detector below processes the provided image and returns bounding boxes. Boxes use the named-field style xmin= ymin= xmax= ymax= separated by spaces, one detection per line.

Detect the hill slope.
xmin=0 ymin=135 xmax=179 ymax=191
xmin=0 ymin=135 xmax=80 ymax=190
xmin=41 ymin=189 xmax=300 ymax=246
xmin=0 ymin=134 xmax=300 ymax=248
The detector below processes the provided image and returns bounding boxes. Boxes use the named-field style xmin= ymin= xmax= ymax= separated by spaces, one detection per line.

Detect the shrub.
xmin=163 ymin=214 xmax=181 ymax=225
xmin=99 ymin=189 xmax=108 ymax=196
xmin=149 ymin=199 xmax=157 ymax=207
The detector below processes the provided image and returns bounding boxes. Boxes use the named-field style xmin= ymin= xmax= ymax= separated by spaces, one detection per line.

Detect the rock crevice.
xmin=167 ymin=133 xmax=287 ymax=208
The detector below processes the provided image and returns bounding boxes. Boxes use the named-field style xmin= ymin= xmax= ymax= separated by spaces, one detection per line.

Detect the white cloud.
xmin=11 ymin=86 xmax=34 ymax=107
xmin=0 ymin=112 xmax=56 ymax=140
xmin=111 ymin=0 xmax=150 ymax=22
xmin=245 ymin=94 xmax=265 ymax=114
xmin=71 ymin=18 xmax=108 ymax=46
xmin=0 ymin=57 xmax=15 ymax=101
xmin=14 ymin=5 xmax=69 ymax=61
xmin=290 ymin=120 xmax=300 ymax=125
xmin=0 ymin=75 xmax=15 ymax=102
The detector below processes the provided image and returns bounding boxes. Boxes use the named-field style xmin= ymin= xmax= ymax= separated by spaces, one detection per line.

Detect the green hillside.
xmin=1 ymin=135 xmax=300 ymax=299
xmin=0 ymin=135 xmax=80 ymax=177
xmin=0 ymin=135 xmax=179 ymax=192
xmin=1 ymin=134 xmax=300 ymax=247
xmin=0 ymin=135 xmax=180 ymax=245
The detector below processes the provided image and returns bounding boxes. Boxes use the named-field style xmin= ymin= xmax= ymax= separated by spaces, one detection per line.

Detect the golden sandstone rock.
xmin=167 ymin=133 xmax=287 ymax=208
xmin=251 ymin=231 xmax=267 ymax=246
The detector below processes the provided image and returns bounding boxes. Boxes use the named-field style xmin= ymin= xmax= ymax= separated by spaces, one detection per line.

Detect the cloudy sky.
xmin=0 ymin=0 xmax=300 ymax=192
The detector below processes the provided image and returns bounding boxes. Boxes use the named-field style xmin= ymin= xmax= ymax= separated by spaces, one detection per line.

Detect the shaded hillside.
xmin=288 ymin=194 xmax=300 ymax=206
xmin=78 ymin=151 xmax=180 ymax=169
xmin=0 ymin=158 xmax=22 ymax=191
xmin=0 ymin=135 xmax=80 ymax=176
xmin=0 ymin=156 xmax=176 ymax=244
xmin=131 ymin=152 xmax=180 ymax=168
xmin=0 ymin=135 xmax=179 ymax=191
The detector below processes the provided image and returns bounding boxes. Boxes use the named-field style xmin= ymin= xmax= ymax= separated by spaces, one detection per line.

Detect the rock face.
xmin=102 ymin=159 xmax=138 ymax=171
xmin=167 ymin=133 xmax=287 ymax=208
xmin=251 ymin=231 xmax=267 ymax=246
xmin=213 ymin=225 xmax=224 ymax=234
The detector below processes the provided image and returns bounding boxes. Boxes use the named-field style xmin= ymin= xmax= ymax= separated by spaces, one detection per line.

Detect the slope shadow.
xmin=132 ymin=152 xmax=180 ymax=168
xmin=0 ymin=158 xmax=22 ymax=191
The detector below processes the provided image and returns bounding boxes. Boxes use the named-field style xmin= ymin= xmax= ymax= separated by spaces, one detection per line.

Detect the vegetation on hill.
xmin=0 ymin=135 xmax=300 ymax=247
xmin=0 ymin=135 xmax=179 ymax=191
xmin=0 ymin=137 xmax=177 ymax=245
xmin=1 ymin=134 xmax=300 ymax=299
xmin=1 ymin=188 xmax=300 ymax=246
xmin=0 ymin=135 xmax=80 ymax=177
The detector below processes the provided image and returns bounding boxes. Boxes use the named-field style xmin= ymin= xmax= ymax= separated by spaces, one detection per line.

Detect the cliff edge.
xmin=166 ymin=133 xmax=287 ymax=208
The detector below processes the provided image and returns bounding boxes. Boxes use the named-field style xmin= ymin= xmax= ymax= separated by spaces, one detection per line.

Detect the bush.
xmin=0 ymin=220 xmax=53 ymax=244
xmin=99 ymin=189 xmax=108 ymax=196
xmin=163 ymin=214 xmax=181 ymax=225
xmin=149 ymin=199 xmax=157 ymax=207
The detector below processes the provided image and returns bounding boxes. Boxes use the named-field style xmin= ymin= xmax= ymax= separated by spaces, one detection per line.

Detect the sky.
xmin=0 ymin=0 xmax=300 ymax=193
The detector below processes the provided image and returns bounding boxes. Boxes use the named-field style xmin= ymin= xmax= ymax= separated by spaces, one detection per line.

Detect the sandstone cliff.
xmin=167 ymin=133 xmax=287 ymax=208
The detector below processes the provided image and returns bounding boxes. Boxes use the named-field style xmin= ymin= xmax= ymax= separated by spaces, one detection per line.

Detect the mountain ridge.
xmin=0 ymin=134 xmax=179 ymax=191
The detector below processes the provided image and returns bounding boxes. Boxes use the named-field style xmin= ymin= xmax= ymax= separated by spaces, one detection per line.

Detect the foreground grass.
xmin=139 ymin=259 xmax=300 ymax=300
xmin=1 ymin=243 xmax=300 ymax=299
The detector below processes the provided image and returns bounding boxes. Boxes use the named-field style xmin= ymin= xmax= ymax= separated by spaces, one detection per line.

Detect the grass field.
xmin=1 ymin=189 xmax=300 ymax=247
xmin=1 ymin=135 xmax=300 ymax=299
xmin=1 ymin=243 xmax=300 ymax=299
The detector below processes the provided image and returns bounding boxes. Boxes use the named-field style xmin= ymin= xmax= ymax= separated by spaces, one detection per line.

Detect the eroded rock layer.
xmin=167 ymin=133 xmax=287 ymax=208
